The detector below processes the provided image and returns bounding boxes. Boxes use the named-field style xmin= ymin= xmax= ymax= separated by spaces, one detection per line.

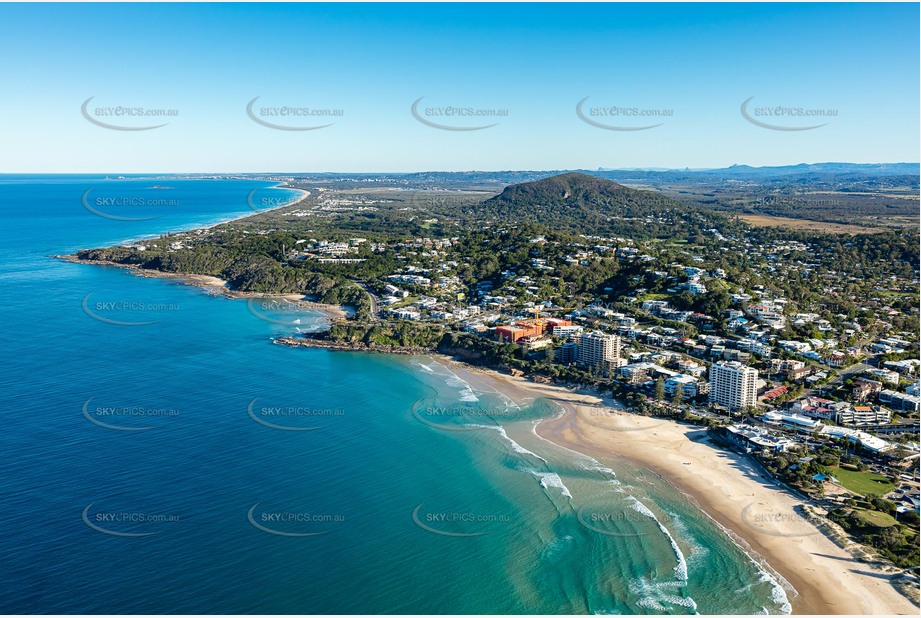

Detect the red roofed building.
xmin=763 ymin=385 xmax=788 ymax=401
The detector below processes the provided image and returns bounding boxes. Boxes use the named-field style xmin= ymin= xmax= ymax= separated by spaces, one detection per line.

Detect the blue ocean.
xmin=0 ymin=176 xmax=791 ymax=614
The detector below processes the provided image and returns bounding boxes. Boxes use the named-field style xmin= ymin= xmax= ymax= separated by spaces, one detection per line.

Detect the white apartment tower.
xmin=577 ymin=331 xmax=621 ymax=369
xmin=709 ymin=361 xmax=758 ymax=410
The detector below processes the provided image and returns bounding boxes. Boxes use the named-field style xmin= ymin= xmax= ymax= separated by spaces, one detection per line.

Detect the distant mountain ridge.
xmin=595 ymin=162 xmax=919 ymax=177
xmin=245 ymin=163 xmax=917 ymax=189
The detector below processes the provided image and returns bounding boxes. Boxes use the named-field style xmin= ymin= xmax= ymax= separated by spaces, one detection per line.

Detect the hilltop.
xmin=462 ymin=172 xmax=727 ymax=240
xmin=487 ymin=172 xmax=630 ymax=201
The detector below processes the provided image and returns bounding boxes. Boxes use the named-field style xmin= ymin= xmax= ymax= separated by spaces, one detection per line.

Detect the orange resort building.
xmin=496 ymin=318 xmax=572 ymax=343
xmin=543 ymin=318 xmax=573 ymax=333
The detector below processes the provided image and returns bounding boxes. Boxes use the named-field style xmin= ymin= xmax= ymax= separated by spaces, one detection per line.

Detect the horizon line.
xmin=1 ymin=161 xmax=918 ymax=176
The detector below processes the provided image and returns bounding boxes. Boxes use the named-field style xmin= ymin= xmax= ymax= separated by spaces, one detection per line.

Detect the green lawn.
xmin=389 ymin=295 xmax=418 ymax=309
xmin=854 ymin=508 xmax=898 ymax=528
xmin=639 ymin=292 xmax=671 ymax=302
xmin=828 ymin=466 xmax=897 ymax=496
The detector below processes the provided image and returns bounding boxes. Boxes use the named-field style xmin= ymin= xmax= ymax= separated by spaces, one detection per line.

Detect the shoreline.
xmin=104 ymin=181 xmax=311 ymax=249
xmin=56 ymin=183 xmax=351 ymax=322
xmin=431 ymin=355 xmax=918 ymax=615
xmin=55 ymin=255 xmax=352 ymax=322
xmin=274 ymin=336 xmax=426 ymax=354
xmin=200 ymin=182 xmax=309 ymax=231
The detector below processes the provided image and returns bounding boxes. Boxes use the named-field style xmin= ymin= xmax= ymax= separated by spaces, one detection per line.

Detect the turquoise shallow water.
xmin=0 ymin=176 xmax=791 ymax=614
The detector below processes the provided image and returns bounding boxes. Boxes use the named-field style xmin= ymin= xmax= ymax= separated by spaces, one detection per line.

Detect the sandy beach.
xmin=138 ymin=269 xmax=353 ymax=321
xmin=436 ymin=357 xmax=918 ymax=615
xmin=164 ymin=272 xmax=353 ymax=320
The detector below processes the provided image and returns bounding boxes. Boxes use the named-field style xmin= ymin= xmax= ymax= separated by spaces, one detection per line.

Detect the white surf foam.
xmin=629 ymin=578 xmax=697 ymax=613
xmin=527 ymin=420 xmax=624 ymax=491
xmin=635 ymin=597 xmax=667 ymax=611
xmin=626 ymin=497 xmax=689 ymax=584
xmin=502 ymin=398 xmax=522 ymax=411
xmin=534 ymin=471 xmax=573 ymax=499
xmin=692 ymin=505 xmax=794 ymax=615
xmin=473 ymin=424 xmax=549 ymax=463
xmin=424 ymin=360 xmax=481 ymax=402
xmin=646 ymin=580 xmax=686 ymax=589
xmin=666 ymin=511 xmax=710 ymax=566
xmin=661 ymin=594 xmax=698 ymax=611
xmin=444 ymin=376 xmax=479 ymax=402
xmin=759 ymin=571 xmax=793 ymax=615
xmin=432 ymin=357 xmax=521 ymax=404
xmin=626 ymin=495 xmax=656 ymax=520
xmin=659 ymin=520 xmax=689 ymax=582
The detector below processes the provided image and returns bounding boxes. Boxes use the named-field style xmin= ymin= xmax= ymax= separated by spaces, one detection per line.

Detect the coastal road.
xmin=801 ymin=361 xmax=871 ymax=399
xmin=832 ymin=361 xmax=871 ymax=383
xmin=352 ymin=279 xmax=380 ymax=320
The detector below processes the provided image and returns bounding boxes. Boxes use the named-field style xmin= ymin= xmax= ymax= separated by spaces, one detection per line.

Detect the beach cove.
xmin=436 ymin=358 xmax=918 ymax=615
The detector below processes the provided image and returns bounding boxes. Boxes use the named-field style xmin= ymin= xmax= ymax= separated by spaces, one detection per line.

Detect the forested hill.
xmin=487 ymin=172 xmax=634 ymax=201
xmin=460 ymin=172 xmax=734 ymax=240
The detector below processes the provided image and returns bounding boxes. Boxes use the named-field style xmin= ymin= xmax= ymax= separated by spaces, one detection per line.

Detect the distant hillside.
xmin=458 ymin=172 xmax=731 ymax=239
xmin=255 ymin=163 xmax=918 ymax=189
xmin=595 ymin=162 xmax=919 ymax=179
xmin=710 ymin=162 xmax=920 ymax=178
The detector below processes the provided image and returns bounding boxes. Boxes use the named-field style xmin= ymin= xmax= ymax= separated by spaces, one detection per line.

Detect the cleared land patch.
xmin=739 ymin=214 xmax=891 ymax=234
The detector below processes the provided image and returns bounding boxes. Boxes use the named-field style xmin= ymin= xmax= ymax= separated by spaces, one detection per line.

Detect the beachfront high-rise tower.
xmin=577 ymin=331 xmax=621 ymax=373
xmin=709 ymin=360 xmax=759 ymax=410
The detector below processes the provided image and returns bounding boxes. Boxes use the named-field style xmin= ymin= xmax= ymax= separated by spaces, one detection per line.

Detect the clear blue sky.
xmin=0 ymin=3 xmax=917 ymax=172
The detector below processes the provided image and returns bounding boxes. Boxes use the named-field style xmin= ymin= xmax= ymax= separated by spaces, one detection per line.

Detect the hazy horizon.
xmin=2 ymin=161 xmax=918 ymax=176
